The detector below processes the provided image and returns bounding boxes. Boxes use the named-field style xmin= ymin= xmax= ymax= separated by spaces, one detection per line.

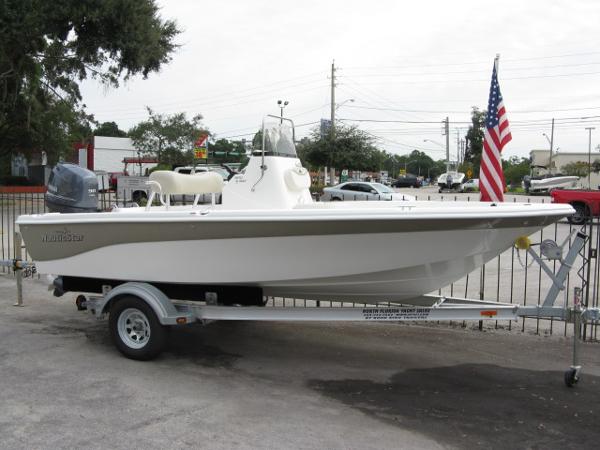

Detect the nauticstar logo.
xmin=42 ymin=227 xmax=84 ymax=243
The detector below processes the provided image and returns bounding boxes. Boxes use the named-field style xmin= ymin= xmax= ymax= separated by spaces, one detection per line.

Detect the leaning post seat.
xmin=147 ymin=171 xmax=224 ymax=208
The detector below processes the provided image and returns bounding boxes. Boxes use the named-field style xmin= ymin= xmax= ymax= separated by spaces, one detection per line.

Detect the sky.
xmin=80 ymin=0 xmax=600 ymax=162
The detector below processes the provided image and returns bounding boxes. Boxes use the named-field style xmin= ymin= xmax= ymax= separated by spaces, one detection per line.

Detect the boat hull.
xmin=17 ymin=202 xmax=573 ymax=302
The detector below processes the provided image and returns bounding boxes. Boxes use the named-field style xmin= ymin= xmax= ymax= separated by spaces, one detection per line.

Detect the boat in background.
xmin=523 ymin=175 xmax=579 ymax=193
xmin=437 ymin=171 xmax=466 ymax=192
xmin=17 ymin=116 xmax=574 ymax=305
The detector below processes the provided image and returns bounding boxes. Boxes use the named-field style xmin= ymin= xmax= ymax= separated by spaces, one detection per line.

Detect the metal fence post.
xmin=14 ymin=231 xmax=24 ymax=307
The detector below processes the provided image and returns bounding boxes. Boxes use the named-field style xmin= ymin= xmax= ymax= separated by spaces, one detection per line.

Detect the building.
xmin=77 ymin=136 xmax=156 ymax=176
xmin=10 ymin=151 xmax=51 ymax=185
xmin=530 ymin=149 xmax=600 ymax=189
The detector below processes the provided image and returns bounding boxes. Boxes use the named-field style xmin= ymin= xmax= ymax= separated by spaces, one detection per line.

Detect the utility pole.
xmin=549 ymin=118 xmax=555 ymax=175
xmin=444 ymin=117 xmax=450 ymax=172
xmin=329 ymin=60 xmax=336 ymax=185
xmin=330 ymin=61 xmax=336 ymax=136
xmin=456 ymin=129 xmax=460 ymax=165
xmin=586 ymin=127 xmax=595 ymax=189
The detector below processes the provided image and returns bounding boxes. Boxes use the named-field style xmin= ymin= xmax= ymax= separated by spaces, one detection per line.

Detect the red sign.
xmin=195 ymin=134 xmax=208 ymax=148
xmin=194 ymin=134 xmax=209 ymax=159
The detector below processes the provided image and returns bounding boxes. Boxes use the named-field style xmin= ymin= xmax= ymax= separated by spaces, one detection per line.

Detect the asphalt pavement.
xmin=1 ymin=275 xmax=599 ymax=449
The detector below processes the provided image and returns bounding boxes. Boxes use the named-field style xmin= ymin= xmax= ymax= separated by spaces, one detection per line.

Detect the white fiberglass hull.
xmin=17 ymin=201 xmax=573 ymax=303
xmin=529 ymin=176 xmax=579 ymax=192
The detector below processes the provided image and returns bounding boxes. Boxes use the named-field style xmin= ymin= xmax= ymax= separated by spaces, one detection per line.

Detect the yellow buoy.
xmin=514 ymin=235 xmax=531 ymax=250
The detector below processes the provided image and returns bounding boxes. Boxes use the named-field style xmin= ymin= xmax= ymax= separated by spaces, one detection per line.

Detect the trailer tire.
xmin=109 ymin=296 xmax=166 ymax=360
xmin=567 ymin=203 xmax=588 ymax=225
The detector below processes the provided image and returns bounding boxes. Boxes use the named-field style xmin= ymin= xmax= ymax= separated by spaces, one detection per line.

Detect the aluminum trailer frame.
xmin=77 ymin=231 xmax=600 ymax=386
xmin=6 ymin=230 xmax=598 ymax=385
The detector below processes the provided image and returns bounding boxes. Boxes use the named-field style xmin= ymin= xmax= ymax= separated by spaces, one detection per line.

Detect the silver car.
xmin=320 ymin=181 xmax=415 ymax=202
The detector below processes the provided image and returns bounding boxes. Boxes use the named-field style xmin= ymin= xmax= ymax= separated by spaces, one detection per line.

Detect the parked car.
xmin=320 ymin=182 xmax=415 ymax=202
xmin=460 ymin=178 xmax=479 ymax=192
xmin=393 ymin=174 xmax=422 ymax=188
xmin=174 ymin=165 xmax=232 ymax=181
xmin=550 ymin=189 xmax=600 ymax=225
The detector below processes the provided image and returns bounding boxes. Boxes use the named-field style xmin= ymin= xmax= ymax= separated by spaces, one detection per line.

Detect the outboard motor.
xmin=446 ymin=173 xmax=453 ymax=190
xmin=46 ymin=163 xmax=98 ymax=213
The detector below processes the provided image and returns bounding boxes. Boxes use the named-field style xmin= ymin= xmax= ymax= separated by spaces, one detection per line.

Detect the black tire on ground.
xmin=75 ymin=295 xmax=87 ymax=311
xmin=109 ymin=296 xmax=167 ymax=361
xmin=564 ymin=368 xmax=579 ymax=387
xmin=131 ymin=191 xmax=147 ymax=204
xmin=567 ymin=203 xmax=588 ymax=225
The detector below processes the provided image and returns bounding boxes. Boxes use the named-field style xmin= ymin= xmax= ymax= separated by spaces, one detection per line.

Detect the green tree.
xmin=209 ymin=138 xmax=248 ymax=163
xmin=0 ymin=0 xmax=180 ymax=175
xmin=464 ymin=107 xmax=486 ymax=175
xmin=301 ymin=124 xmax=383 ymax=172
xmin=430 ymin=160 xmax=448 ymax=180
xmin=94 ymin=121 xmax=127 ymax=137
xmin=405 ymin=150 xmax=437 ymax=177
xmin=502 ymin=156 xmax=530 ymax=186
xmin=128 ymin=108 xmax=207 ymax=166
xmin=562 ymin=161 xmax=593 ymax=177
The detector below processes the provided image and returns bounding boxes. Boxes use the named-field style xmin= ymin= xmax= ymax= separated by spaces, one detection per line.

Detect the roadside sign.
xmin=194 ymin=134 xmax=209 ymax=159
xmin=466 ymin=168 xmax=473 ymax=179
xmin=341 ymin=169 xmax=348 ymax=182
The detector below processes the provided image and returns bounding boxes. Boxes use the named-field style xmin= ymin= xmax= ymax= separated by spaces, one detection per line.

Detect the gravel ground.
xmin=1 ymin=275 xmax=600 ymax=450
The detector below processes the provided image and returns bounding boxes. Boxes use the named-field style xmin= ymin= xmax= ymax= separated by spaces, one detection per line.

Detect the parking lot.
xmin=1 ymin=275 xmax=600 ymax=449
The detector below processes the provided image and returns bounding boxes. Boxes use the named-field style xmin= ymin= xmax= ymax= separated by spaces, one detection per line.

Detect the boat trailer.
xmin=4 ymin=231 xmax=599 ymax=386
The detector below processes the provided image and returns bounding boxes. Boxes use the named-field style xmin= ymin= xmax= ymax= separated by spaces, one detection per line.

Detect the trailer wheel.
xmin=109 ymin=296 xmax=166 ymax=360
xmin=564 ymin=368 xmax=579 ymax=387
xmin=567 ymin=203 xmax=588 ymax=225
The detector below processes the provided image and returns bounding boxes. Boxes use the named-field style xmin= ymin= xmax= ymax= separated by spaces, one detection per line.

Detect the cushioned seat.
xmin=149 ymin=170 xmax=224 ymax=195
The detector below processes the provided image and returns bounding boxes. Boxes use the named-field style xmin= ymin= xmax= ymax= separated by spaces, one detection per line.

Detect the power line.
xmin=339 ymin=118 xmax=472 ymax=124
xmin=343 ymin=61 xmax=600 ymax=77
xmin=345 ymin=103 xmax=600 ymax=115
xmin=91 ymin=72 xmax=326 ymax=113
xmin=343 ymin=50 xmax=600 ymax=71
xmin=338 ymin=71 xmax=600 ymax=86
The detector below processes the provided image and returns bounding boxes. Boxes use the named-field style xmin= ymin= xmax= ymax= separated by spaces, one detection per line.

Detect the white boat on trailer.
xmin=16 ymin=116 xmax=598 ymax=384
xmin=18 ymin=117 xmax=573 ymax=304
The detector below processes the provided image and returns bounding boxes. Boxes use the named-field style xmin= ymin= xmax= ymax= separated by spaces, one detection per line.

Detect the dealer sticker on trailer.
xmin=362 ymin=307 xmax=430 ymax=320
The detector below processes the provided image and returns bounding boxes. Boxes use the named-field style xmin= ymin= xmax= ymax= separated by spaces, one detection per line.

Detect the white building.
xmin=530 ymin=149 xmax=600 ymax=189
xmin=78 ymin=136 xmax=156 ymax=175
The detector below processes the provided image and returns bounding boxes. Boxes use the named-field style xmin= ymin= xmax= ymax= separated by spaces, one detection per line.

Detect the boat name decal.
xmin=42 ymin=227 xmax=84 ymax=243
xmin=362 ymin=307 xmax=430 ymax=321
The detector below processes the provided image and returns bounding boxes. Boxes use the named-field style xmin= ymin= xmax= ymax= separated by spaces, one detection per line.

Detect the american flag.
xmin=480 ymin=58 xmax=512 ymax=202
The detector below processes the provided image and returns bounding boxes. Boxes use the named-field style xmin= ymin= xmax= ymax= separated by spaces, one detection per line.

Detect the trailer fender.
xmin=99 ymin=282 xmax=193 ymax=326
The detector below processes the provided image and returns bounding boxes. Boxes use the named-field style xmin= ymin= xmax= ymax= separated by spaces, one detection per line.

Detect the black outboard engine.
xmin=446 ymin=173 xmax=453 ymax=190
xmin=46 ymin=163 xmax=98 ymax=213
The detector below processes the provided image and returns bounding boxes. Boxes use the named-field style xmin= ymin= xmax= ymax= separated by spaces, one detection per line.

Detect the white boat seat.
xmin=149 ymin=170 xmax=224 ymax=195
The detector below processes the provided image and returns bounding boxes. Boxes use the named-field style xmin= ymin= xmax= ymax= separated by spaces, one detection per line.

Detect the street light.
xmin=335 ymin=98 xmax=355 ymax=111
xmin=277 ymin=99 xmax=289 ymax=124
xmin=423 ymin=139 xmax=444 ymax=148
